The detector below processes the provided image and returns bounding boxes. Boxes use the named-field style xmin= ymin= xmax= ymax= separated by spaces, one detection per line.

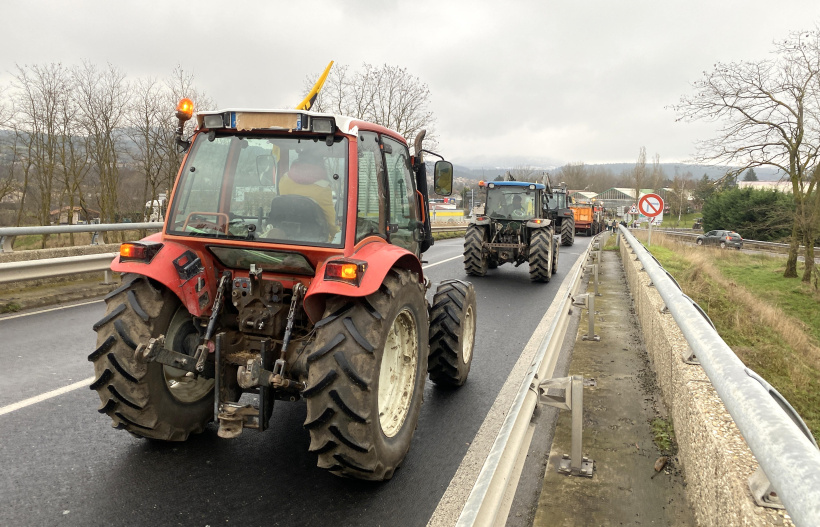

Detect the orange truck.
xmin=571 ymin=201 xmax=604 ymax=236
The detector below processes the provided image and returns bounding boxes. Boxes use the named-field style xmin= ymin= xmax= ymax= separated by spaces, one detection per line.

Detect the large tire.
xmin=464 ymin=225 xmax=488 ymax=276
xmin=529 ymin=229 xmax=553 ymax=282
xmin=561 ymin=219 xmax=574 ymax=246
xmin=552 ymin=235 xmax=559 ymax=275
xmin=303 ymin=269 xmax=428 ymax=481
xmin=89 ymin=274 xmax=214 ymax=441
xmin=428 ymin=280 xmax=476 ymax=388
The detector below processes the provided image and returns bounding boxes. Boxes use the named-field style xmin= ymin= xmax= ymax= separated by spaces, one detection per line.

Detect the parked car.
xmin=696 ymin=230 xmax=743 ymax=249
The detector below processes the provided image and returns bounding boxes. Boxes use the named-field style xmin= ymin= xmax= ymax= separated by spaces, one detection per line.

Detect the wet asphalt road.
xmin=0 ymin=236 xmax=591 ymax=527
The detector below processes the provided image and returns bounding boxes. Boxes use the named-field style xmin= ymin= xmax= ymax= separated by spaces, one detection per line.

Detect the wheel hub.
xmin=378 ymin=308 xmax=418 ymax=438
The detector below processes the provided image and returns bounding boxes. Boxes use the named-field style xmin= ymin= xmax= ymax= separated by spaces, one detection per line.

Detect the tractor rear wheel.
xmin=552 ymin=236 xmax=559 ymax=275
xmin=529 ymin=229 xmax=553 ymax=282
xmin=561 ymin=219 xmax=575 ymax=246
xmin=428 ymin=280 xmax=476 ymax=387
xmin=464 ymin=225 xmax=488 ymax=276
xmin=89 ymin=274 xmax=214 ymax=441
xmin=303 ymin=269 xmax=428 ymax=481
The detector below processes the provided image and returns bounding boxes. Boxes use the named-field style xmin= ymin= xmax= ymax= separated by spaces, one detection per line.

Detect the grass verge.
xmin=643 ymin=233 xmax=820 ymax=442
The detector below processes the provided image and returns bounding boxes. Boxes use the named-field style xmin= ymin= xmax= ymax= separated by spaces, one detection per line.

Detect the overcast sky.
xmin=2 ymin=0 xmax=819 ymax=168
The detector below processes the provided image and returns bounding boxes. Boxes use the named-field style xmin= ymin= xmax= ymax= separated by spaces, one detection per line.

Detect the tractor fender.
xmin=471 ymin=217 xmax=491 ymax=226
xmin=303 ymin=241 xmax=424 ymax=323
xmin=110 ymin=233 xmax=218 ymax=317
xmin=526 ymin=219 xmax=552 ymax=229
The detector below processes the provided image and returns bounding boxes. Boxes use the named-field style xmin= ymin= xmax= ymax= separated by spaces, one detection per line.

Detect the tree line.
xmin=0 ymin=62 xmax=211 ymax=240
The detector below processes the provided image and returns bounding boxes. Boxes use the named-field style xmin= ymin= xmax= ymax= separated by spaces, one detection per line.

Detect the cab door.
xmin=381 ymin=136 xmax=420 ymax=257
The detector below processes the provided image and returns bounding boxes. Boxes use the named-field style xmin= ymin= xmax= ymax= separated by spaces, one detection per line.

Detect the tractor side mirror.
xmin=433 ymin=161 xmax=453 ymax=196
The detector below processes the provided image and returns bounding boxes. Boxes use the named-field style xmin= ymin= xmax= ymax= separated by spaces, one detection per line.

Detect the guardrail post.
xmin=539 ymin=375 xmax=594 ymax=477
xmin=0 ymin=235 xmax=14 ymax=253
xmin=91 ymin=231 xmax=101 ymax=245
xmin=573 ymin=293 xmax=600 ymax=341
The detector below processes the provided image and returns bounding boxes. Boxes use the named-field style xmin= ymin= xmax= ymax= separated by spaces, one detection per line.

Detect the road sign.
xmin=638 ymin=194 xmax=663 ymax=218
xmin=628 ymin=204 xmax=639 ymax=214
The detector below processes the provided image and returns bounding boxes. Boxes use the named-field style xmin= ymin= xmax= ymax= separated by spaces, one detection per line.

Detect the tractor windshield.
xmin=547 ymin=191 xmax=566 ymax=210
xmin=485 ymin=186 xmax=536 ymax=220
xmin=167 ymin=133 xmax=348 ymax=247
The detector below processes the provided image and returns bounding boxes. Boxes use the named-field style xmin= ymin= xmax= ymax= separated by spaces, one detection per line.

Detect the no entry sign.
xmin=638 ymin=193 xmax=663 ymax=218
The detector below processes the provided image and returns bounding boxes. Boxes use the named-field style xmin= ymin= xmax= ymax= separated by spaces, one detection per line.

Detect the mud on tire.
xmin=464 ymin=225 xmax=488 ymax=276
xmin=561 ymin=219 xmax=575 ymax=246
xmin=428 ymin=280 xmax=476 ymax=388
xmin=302 ymin=269 xmax=428 ymax=480
xmin=89 ymin=274 xmax=214 ymax=441
xmin=528 ymin=229 xmax=553 ymax=282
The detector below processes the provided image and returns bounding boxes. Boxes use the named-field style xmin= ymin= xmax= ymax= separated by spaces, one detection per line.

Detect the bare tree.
xmin=308 ymin=63 xmax=437 ymax=148
xmin=650 ymin=153 xmax=665 ymax=190
xmin=127 ymin=77 xmax=169 ymax=223
xmin=159 ymin=66 xmax=215 ymax=198
xmin=10 ymin=63 xmax=72 ymax=238
xmin=632 ymin=146 xmax=647 ymax=207
xmin=509 ymin=165 xmax=539 ymax=181
xmin=669 ymin=172 xmax=694 ymax=222
xmin=672 ymin=29 xmax=820 ymax=282
xmin=73 ymin=62 xmax=130 ymax=229
xmin=557 ymin=162 xmax=589 ymax=190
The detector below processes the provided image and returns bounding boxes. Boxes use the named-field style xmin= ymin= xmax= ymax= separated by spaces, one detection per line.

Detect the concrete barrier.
xmin=619 ymin=237 xmax=793 ymax=526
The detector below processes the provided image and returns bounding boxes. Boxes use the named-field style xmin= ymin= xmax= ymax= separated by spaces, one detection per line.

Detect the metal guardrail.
xmin=0 ymin=253 xmax=117 ymax=284
xmin=619 ymin=225 xmax=820 ymax=526
xmin=0 ymin=222 xmax=162 ymax=253
xmin=456 ymin=233 xmax=597 ymax=526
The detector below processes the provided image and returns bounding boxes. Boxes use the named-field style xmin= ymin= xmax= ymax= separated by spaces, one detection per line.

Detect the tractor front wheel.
xmin=464 ymin=225 xmax=488 ymax=276
xmin=303 ymin=269 xmax=428 ymax=480
xmin=89 ymin=274 xmax=214 ymax=441
xmin=428 ymin=280 xmax=477 ymax=387
xmin=561 ymin=219 xmax=575 ymax=246
xmin=529 ymin=229 xmax=553 ymax=282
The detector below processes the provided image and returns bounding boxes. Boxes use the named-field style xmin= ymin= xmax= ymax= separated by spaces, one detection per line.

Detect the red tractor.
xmin=89 ymin=98 xmax=476 ymax=481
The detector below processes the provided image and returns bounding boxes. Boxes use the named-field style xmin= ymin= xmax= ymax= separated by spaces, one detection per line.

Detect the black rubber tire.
xmin=529 ymin=229 xmax=553 ymax=282
xmin=551 ymin=236 xmax=559 ymax=275
xmin=303 ymin=269 xmax=428 ymax=481
xmin=720 ymin=241 xmax=726 ymax=249
xmin=561 ymin=219 xmax=575 ymax=246
xmin=697 ymin=239 xmax=703 ymax=246
xmin=89 ymin=274 xmax=213 ymax=441
xmin=428 ymin=280 xmax=476 ymax=388
xmin=464 ymin=225 xmax=488 ymax=276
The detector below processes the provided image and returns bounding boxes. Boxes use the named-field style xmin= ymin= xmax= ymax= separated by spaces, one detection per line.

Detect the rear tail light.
xmin=120 ymin=241 xmax=163 ymax=263
xmin=325 ymin=259 xmax=367 ymax=286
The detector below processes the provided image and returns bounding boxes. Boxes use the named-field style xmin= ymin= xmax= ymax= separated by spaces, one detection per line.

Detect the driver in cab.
xmin=277 ymin=153 xmax=339 ymax=239
xmin=506 ymin=195 xmax=527 ymax=218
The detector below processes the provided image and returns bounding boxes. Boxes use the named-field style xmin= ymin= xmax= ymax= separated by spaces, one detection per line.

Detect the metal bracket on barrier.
xmin=682 ymin=345 xmax=699 ymax=365
xmin=749 ymin=467 xmax=785 ymax=509
xmin=91 ymin=231 xmax=101 ymax=245
xmin=539 ymin=375 xmax=594 ymax=477
xmin=573 ymin=293 xmax=600 ymax=341
xmin=0 ymin=235 xmax=13 ymax=253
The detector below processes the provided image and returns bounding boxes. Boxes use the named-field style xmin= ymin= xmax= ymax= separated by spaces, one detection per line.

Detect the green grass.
xmin=711 ymin=254 xmax=820 ymax=345
xmin=651 ymin=418 xmax=676 ymax=454
xmin=659 ymin=212 xmax=701 ymax=229
xmin=432 ymin=230 xmax=465 ymax=241
xmin=648 ymin=244 xmax=820 ymax=442
xmin=0 ymin=302 xmax=21 ymax=313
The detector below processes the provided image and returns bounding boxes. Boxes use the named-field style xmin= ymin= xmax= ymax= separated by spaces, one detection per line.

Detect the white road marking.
xmin=0 ymin=253 xmax=464 ymax=416
xmin=422 ymin=254 xmax=463 ymax=269
xmin=0 ymin=299 xmax=103 ymax=321
xmin=0 ymin=377 xmax=95 ymax=417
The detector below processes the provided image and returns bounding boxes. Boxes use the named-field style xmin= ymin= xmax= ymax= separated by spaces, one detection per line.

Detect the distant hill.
xmin=450 ymin=160 xmax=785 ymax=182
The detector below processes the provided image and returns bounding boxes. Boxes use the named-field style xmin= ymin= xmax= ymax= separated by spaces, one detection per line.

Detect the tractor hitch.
xmin=136 ymin=336 xmax=215 ymax=379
